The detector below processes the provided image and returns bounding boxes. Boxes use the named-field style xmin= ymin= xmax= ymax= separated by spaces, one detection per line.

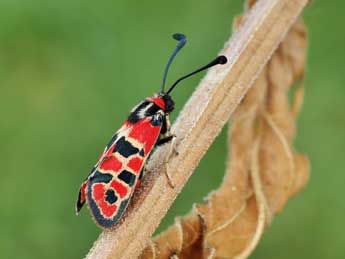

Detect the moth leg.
xmin=157 ymin=134 xmax=178 ymax=188
xmin=156 ymin=114 xmax=178 ymax=187
xmin=156 ymin=134 xmax=174 ymax=146
xmin=165 ymin=135 xmax=177 ymax=188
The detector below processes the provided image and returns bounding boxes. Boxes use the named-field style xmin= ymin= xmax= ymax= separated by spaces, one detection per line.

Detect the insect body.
xmin=76 ymin=33 xmax=227 ymax=228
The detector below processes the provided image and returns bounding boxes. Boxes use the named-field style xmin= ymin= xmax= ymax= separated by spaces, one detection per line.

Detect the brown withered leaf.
xmin=140 ymin=2 xmax=309 ymax=259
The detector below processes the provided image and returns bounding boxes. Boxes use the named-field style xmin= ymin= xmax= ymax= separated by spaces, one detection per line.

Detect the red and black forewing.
xmin=76 ymin=114 xmax=163 ymax=228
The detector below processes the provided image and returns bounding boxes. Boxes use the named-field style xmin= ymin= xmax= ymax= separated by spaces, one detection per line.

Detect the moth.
xmin=76 ymin=33 xmax=227 ymax=228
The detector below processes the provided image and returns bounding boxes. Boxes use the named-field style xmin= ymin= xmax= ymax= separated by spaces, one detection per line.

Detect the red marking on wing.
xmin=97 ymin=144 xmax=115 ymax=163
xmin=106 ymin=144 xmax=116 ymax=156
xmin=99 ymin=156 xmax=122 ymax=172
xmin=147 ymin=97 xmax=165 ymax=110
xmin=92 ymin=183 xmax=118 ymax=218
xmin=127 ymin=157 xmax=143 ymax=173
xmin=110 ymin=180 xmax=128 ymax=198
xmin=128 ymin=119 xmax=161 ymax=154
xmin=135 ymin=179 xmax=141 ymax=190
xmin=80 ymin=182 xmax=87 ymax=203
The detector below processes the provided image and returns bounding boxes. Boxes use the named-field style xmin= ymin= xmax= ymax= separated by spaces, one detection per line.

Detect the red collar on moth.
xmin=147 ymin=97 xmax=165 ymax=110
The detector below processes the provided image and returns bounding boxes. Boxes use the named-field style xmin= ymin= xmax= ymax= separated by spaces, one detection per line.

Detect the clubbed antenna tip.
xmin=166 ymin=55 xmax=228 ymax=94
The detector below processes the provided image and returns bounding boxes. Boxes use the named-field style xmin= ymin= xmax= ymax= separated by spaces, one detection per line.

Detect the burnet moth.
xmin=76 ymin=33 xmax=227 ymax=228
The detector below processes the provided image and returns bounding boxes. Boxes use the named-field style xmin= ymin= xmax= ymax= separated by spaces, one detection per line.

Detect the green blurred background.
xmin=1 ymin=0 xmax=344 ymax=258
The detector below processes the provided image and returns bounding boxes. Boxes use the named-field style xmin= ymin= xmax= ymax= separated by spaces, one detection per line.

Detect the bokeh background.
xmin=1 ymin=0 xmax=344 ymax=258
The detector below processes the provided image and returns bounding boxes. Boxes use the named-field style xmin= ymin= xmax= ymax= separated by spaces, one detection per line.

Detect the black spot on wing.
xmin=145 ymin=103 xmax=161 ymax=117
xmin=90 ymin=171 xmax=113 ymax=184
xmin=87 ymin=183 xmax=130 ymax=228
xmin=118 ymin=170 xmax=136 ymax=186
xmin=105 ymin=190 xmax=118 ymax=204
xmin=106 ymin=133 xmax=118 ymax=149
xmin=139 ymin=149 xmax=145 ymax=157
xmin=127 ymin=100 xmax=150 ymax=123
xmin=113 ymin=136 xmax=139 ymax=158
xmin=127 ymin=111 xmax=140 ymax=124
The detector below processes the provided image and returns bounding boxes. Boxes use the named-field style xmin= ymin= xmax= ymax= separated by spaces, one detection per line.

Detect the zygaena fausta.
xmin=76 ymin=33 xmax=227 ymax=228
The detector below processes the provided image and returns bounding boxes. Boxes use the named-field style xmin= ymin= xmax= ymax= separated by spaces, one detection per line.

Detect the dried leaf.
xmin=140 ymin=2 xmax=309 ymax=259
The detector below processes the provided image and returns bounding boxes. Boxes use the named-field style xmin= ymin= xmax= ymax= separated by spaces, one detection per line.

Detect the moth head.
xmin=146 ymin=93 xmax=174 ymax=114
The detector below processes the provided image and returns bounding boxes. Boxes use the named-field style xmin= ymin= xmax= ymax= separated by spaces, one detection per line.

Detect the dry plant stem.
xmin=85 ymin=0 xmax=309 ymax=258
xmin=141 ymin=14 xmax=309 ymax=259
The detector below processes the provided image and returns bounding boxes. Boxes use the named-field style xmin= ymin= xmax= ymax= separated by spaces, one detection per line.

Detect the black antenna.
xmin=161 ymin=33 xmax=187 ymax=92
xmin=166 ymin=55 xmax=227 ymax=94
